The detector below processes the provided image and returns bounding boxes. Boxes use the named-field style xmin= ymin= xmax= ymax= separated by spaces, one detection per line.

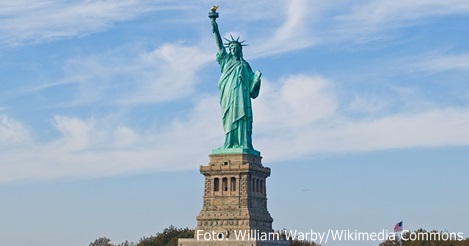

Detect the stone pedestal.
xmin=178 ymin=153 xmax=288 ymax=246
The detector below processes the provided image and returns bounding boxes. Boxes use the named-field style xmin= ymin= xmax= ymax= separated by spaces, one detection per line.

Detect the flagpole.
xmin=399 ymin=220 xmax=404 ymax=246
xmin=399 ymin=220 xmax=403 ymax=246
xmin=393 ymin=220 xmax=403 ymax=246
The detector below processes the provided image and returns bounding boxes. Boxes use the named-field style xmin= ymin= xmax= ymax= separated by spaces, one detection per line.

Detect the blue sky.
xmin=1 ymin=0 xmax=469 ymax=245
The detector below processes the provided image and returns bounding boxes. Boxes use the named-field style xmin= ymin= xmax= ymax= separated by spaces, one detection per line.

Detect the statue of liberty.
xmin=209 ymin=6 xmax=262 ymax=156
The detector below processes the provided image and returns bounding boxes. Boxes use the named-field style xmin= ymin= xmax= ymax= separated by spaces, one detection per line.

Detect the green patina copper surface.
xmin=209 ymin=8 xmax=261 ymax=156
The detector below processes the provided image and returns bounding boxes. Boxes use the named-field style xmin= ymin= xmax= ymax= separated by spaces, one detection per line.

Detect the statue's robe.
xmin=216 ymin=49 xmax=260 ymax=150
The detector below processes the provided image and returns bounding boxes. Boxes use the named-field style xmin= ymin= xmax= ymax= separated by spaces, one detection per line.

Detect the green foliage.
xmin=379 ymin=229 xmax=469 ymax=246
xmin=88 ymin=226 xmax=192 ymax=246
xmin=379 ymin=239 xmax=401 ymax=246
xmin=275 ymin=229 xmax=320 ymax=246
xmin=136 ymin=225 xmax=194 ymax=246
xmin=89 ymin=236 xmax=136 ymax=246
xmin=91 ymin=227 xmax=469 ymax=246
xmin=115 ymin=241 xmax=135 ymax=246
xmin=290 ymin=239 xmax=319 ymax=246
xmin=89 ymin=237 xmax=112 ymax=246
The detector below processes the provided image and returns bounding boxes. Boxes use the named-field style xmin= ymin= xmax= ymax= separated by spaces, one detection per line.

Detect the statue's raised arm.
xmin=209 ymin=6 xmax=224 ymax=51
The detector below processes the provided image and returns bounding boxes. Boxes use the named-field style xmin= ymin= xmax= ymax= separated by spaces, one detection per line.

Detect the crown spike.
xmin=222 ymin=35 xmax=249 ymax=47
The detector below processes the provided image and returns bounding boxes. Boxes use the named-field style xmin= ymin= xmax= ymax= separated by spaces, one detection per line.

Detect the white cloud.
xmin=418 ymin=53 xmax=469 ymax=71
xmin=121 ymin=43 xmax=213 ymax=104
xmin=2 ymin=74 xmax=469 ymax=184
xmin=113 ymin=126 xmax=138 ymax=148
xmin=0 ymin=0 xmax=178 ymax=46
xmin=337 ymin=0 xmax=469 ymax=24
xmin=346 ymin=95 xmax=391 ymax=114
xmin=253 ymin=75 xmax=469 ymax=161
xmin=249 ymin=0 xmax=319 ymax=58
xmin=326 ymin=108 xmax=469 ymax=151
xmin=326 ymin=0 xmax=469 ymax=45
xmin=52 ymin=116 xmax=94 ymax=150
xmin=254 ymin=75 xmax=337 ymax=132
xmin=0 ymin=114 xmax=31 ymax=146
xmin=211 ymin=0 xmax=469 ymax=56
xmin=218 ymin=0 xmax=469 ymax=57
xmin=18 ymin=43 xmax=213 ymax=106
xmin=0 ymin=95 xmax=221 ymax=183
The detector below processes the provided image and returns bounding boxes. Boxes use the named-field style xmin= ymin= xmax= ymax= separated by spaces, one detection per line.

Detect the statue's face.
xmin=229 ymin=44 xmax=243 ymax=58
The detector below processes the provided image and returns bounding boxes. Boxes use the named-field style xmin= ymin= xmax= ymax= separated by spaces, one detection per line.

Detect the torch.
xmin=208 ymin=6 xmax=219 ymax=20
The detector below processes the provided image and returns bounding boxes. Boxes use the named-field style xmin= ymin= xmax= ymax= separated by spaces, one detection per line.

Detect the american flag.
xmin=394 ymin=221 xmax=403 ymax=232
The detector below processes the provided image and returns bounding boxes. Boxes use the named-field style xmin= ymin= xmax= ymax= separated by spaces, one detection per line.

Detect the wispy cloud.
xmin=2 ymin=1 xmax=469 ymax=184
xmin=2 ymin=74 xmax=469 ymax=184
xmin=249 ymin=0 xmax=320 ymax=58
xmin=120 ymin=43 xmax=213 ymax=104
xmin=0 ymin=94 xmax=221 ymax=183
xmin=337 ymin=0 xmax=469 ymax=24
xmin=254 ymin=75 xmax=337 ymax=132
xmin=222 ymin=0 xmax=469 ymax=57
xmin=0 ymin=114 xmax=31 ymax=146
xmin=16 ymin=42 xmax=213 ymax=107
xmin=0 ymin=0 xmax=179 ymax=46
xmin=254 ymin=75 xmax=469 ymax=161
xmin=326 ymin=0 xmax=469 ymax=44
xmin=418 ymin=53 xmax=469 ymax=71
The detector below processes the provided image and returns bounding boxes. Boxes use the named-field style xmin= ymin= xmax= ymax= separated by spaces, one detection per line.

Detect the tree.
xmin=275 ymin=229 xmax=320 ymax=246
xmin=89 ymin=237 xmax=136 ymax=246
xmin=115 ymin=241 xmax=136 ymax=246
xmin=291 ymin=239 xmax=319 ymax=246
xmin=137 ymin=225 xmax=194 ymax=246
xmin=89 ymin=237 xmax=112 ymax=246
xmin=379 ymin=229 xmax=469 ymax=246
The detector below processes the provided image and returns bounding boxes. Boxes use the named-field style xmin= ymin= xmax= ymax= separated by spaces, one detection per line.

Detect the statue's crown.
xmin=224 ymin=35 xmax=248 ymax=48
